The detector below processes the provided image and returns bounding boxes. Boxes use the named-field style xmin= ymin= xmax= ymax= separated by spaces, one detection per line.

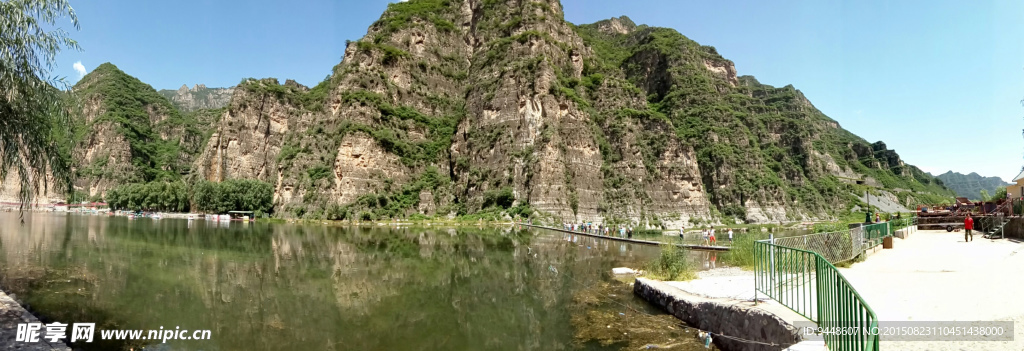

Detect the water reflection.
xmin=0 ymin=214 xmax=714 ymax=351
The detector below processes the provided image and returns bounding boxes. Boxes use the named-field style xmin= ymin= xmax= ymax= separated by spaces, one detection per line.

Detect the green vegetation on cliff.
xmin=573 ymin=19 xmax=955 ymax=218
xmin=73 ymin=63 xmax=216 ymax=184
xmin=69 ymin=2 xmax=957 ymax=223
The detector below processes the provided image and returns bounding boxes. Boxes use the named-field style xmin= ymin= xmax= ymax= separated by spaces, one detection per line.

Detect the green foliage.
xmin=307 ymin=165 xmax=331 ymax=182
xmin=105 ymin=181 xmax=190 ymax=212
xmin=191 ymin=179 xmax=274 ymax=215
xmin=238 ymin=77 xmax=331 ymax=112
xmin=993 ymin=186 xmax=1007 ymax=201
xmin=720 ymin=232 xmax=768 ymax=269
xmin=74 ymin=63 xmax=197 ymax=183
xmin=573 ymin=21 xmax=955 ymax=217
xmin=66 ymin=190 xmax=91 ymax=204
xmin=107 ymin=179 xmax=273 ymax=215
xmin=276 ymin=144 xmax=305 ymax=165
xmin=482 ymin=187 xmax=515 ymax=209
xmin=812 ymin=222 xmax=849 ymax=233
xmin=335 ymin=91 xmax=461 ymax=167
xmin=374 ymin=0 xmax=453 ymax=36
xmin=644 ymin=245 xmax=696 ymax=281
xmin=327 ymin=167 xmax=449 ymax=220
xmin=0 ymin=0 xmax=79 ymax=209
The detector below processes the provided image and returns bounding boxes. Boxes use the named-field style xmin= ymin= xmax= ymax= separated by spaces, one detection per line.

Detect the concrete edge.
xmin=634 ymin=277 xmax=802 ymax=351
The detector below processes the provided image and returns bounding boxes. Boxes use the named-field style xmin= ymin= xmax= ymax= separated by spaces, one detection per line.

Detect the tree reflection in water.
xmin=0 ymin=214 xmax=708 ymax=351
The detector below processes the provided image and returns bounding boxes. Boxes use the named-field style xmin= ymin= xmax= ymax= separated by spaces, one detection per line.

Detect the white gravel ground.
xmin=665 ymin=229 xmax=1024 ymax=350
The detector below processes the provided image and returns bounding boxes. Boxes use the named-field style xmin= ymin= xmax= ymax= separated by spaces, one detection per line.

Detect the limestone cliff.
xmin=70 ymin=63 xmax=217 ymax=197
xmin=185 ymin=0 xmax=954 ymax=224
xmin=73 ymin=1 xmax=954 ymax=224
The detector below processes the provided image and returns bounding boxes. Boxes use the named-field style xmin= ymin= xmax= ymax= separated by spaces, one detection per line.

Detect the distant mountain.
xmin=158 ymin=84 xmax=234 ymax=112
xmin=933 ymin=171 xmax=1010 ymax=200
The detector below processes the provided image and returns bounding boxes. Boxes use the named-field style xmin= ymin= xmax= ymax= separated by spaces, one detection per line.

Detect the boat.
xmin=187 ymin=214 xmax=197 ymax=221
xmin=227 ymin=211 xmax=256 ymax=222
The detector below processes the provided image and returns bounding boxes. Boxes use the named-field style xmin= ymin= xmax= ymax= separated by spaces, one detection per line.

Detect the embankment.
xmin=633 ymin=278 xmax=802 ymax=351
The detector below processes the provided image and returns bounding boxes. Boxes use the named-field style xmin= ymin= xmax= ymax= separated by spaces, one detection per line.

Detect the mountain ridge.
xmin=62 ymin=0 xmax=955 ymax=224
xmin=933 ymin=170 xmax=1010 ymax=200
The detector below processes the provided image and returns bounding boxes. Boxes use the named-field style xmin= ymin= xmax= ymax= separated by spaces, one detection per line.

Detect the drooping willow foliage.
xmin=0 ymin=0 xmax=80 ymax=215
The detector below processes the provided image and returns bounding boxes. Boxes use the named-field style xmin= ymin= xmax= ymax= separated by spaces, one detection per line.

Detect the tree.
xmin=980 ymin=189 xmax=991 ymax=202
xmin=0 ymin=0 xmax=80 ymax=216
xmin=993 ymin=186 xmax=1007 ymax=201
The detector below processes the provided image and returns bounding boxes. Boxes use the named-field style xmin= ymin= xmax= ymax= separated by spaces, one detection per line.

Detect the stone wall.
xmin=1004 ymin=218 xmax=1024 ymax=239
xmin=633 ymin=278 xmax=801 ymax=351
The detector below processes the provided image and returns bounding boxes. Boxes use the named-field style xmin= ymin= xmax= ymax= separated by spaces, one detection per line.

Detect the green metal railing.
xmin=753 ymin=218 xmax=918 ymax=351
xmin=755 ymin=241 xmax=880 ymax=351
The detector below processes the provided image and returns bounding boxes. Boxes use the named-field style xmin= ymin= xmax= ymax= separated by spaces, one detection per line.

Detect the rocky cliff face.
xmin=72 ymin=0 xmax=953 ymax=224
xmin=188 ymin=0 xmax=712 ymax=225
xmin=70 ymin=63 xmax=218 ymax=197
xmin=158 ymin=84 xmax=235 ymax=113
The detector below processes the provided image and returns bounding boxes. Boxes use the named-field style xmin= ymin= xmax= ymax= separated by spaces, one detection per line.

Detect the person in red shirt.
xmin=964 ymin=214 xmax=974 ymax=242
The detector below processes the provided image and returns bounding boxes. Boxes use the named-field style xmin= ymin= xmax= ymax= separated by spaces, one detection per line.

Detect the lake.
xmin=0 ymin=213 xmax=720 ymax=351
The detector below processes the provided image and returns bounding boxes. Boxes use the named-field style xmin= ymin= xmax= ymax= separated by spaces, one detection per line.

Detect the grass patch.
xmin=720 ymin=232 xmax=769 ymax=269
xmin=643 ymin=245 xmax=697 ymax=281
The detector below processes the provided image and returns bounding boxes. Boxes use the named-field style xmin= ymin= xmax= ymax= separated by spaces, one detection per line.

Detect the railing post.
xmin=815 ymin=255 xmax=824 ymax=324
xmin=770 ymin=233 xmax=776 ymax=297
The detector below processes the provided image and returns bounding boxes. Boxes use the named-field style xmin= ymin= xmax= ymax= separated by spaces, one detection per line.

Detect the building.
xmin=1009 ymin=169 xmax=1024 ymax=199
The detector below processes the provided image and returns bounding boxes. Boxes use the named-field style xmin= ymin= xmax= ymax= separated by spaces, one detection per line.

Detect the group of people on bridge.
xmin=562 ymin=223 xmax=635 ymax=239
xmin=680 ymin=226 xmax=733 ymax=246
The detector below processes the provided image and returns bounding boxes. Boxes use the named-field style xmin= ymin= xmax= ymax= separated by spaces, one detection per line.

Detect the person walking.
xmin=709 ymin=226 xmax=716 ymax=245
xmin=728 ymin=228 xmax=734 ymax=243
xmin=964 ymin=214 xmax=974 ymax=242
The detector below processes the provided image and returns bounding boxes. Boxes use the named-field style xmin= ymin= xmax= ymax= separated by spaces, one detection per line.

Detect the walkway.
xmin=664 ymin=229 xmax=1024 ymax=350
xmin=837 ymin=230 xmax=1024 ymax=351
xmin=522 ymin=224 xmax=731 ymax=251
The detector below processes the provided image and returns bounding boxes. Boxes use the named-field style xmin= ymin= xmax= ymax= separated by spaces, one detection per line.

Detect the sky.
xmin=52 ymin=0 xmax=1024 ymax=182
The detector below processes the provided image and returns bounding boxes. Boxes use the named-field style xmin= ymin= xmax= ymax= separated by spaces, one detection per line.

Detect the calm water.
xmin=0 ymin=213 xmax=717 ymax=351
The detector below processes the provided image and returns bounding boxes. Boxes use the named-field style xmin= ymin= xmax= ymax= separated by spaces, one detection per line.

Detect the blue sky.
xmin=54 ymin=0 xmax=1024 ymax=182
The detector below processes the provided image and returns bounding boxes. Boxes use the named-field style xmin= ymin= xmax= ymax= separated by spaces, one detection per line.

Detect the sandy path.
xmin=668 ymin=229 xmax=1024 ymax=350
xmin=837 ymin=230 xmax=1024 ymax=350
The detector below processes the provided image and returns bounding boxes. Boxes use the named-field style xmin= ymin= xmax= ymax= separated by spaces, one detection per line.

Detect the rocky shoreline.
xmin=0 ymin=289 xmax=70 ymax=351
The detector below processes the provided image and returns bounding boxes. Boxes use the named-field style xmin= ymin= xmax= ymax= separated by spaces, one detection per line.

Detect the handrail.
xmin=752 ymin=219 xmax=914 ymax=351
xmin=755 ymin=241 xmax=880 ymax=351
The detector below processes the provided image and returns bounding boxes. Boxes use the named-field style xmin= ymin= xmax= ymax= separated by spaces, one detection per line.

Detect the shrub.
xmin=644 ymin=245 xmax=696 ymax=281
xmin=482 ymin=187 xmax=515 ymax=209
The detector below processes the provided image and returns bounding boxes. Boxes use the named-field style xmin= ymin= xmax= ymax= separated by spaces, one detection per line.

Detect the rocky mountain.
xmin=70 ymin=63 xmax=221 ymax=196
xmin=933 ymin=171 xmax=1010 ymax=200
xmin=67 ymin=0 xmax=954 ymax=225
xmin=158 ymin=84 xmax=235 ymax=112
